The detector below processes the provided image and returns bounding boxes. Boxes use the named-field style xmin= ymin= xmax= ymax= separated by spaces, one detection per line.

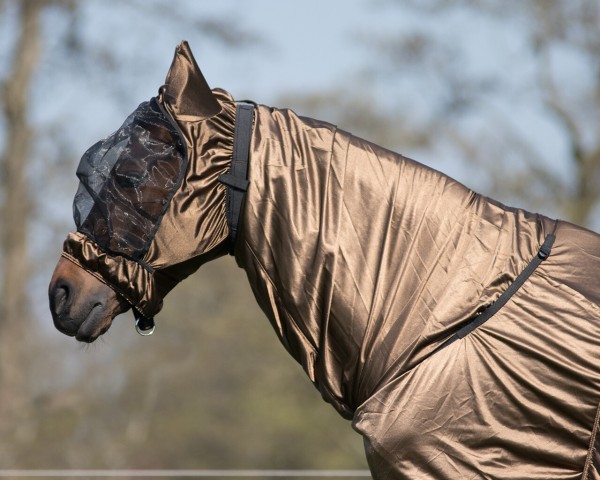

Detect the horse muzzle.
xmin=48 ymin=256 xmax=129 ymax=342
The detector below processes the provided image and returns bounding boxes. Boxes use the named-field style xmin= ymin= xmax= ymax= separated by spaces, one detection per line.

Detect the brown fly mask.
xmin=49 ymin=42 xmax=245 ymax=342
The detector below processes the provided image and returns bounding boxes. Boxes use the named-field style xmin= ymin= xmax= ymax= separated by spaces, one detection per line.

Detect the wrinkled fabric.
xmin=62 ymin=231 xmax=164 ymax=315
xmin=235 ymin=104 xmax=600 ymax=478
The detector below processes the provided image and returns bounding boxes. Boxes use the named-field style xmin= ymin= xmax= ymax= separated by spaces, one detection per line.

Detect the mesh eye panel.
xmin=73 ymin=98 xmax=185 ymax=260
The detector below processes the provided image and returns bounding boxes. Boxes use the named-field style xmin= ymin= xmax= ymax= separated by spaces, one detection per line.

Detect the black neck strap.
xmin=218 ymin=103 xmax=255 ymax=255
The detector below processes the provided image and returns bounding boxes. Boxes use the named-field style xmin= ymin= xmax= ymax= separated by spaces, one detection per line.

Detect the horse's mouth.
xmin=75 ymin=303 xmax=112 ymax=343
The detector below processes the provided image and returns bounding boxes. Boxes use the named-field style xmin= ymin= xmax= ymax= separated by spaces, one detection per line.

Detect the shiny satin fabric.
xmin=236 ymin=105 xmax=600 ymax=477
xmin=62 ymin=41 xmax=600 ymax=478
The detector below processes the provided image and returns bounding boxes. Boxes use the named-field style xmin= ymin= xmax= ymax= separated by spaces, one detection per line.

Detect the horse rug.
xmin=63 ymin=42 xmax=600 ymax=479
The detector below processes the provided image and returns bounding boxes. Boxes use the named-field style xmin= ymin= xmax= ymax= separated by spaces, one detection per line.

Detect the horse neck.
xmin=235 ymin=104 xmax=489 ymax=414
xmin=240 ymin=103 xmax=479 ymax=302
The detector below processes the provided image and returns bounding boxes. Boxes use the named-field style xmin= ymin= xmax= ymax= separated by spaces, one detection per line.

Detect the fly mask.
xmin=60 ymin=41 xmax=241 ymax=332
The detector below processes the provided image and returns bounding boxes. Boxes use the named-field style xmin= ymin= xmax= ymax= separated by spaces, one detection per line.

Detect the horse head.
xmin=49 ymin=41 xmax=237 ymax=342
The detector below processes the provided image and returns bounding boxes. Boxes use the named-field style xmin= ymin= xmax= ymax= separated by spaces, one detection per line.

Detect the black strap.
xmin=218 ymin=103 xmax=254 ymax=255
xmin=433 ymin=232 xmax=556 ymax=354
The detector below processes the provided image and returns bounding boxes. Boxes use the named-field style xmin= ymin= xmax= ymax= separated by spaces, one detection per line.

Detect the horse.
xmin=49 ymin=41 xmax=600 ymax=479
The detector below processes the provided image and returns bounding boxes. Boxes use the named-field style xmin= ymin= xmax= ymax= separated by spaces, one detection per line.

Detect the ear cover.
xmin=161 ymin=41 xmax=222 ymax=120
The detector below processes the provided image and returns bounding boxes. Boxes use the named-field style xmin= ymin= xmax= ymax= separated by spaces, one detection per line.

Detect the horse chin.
xmin=49 ymin=256 xmax=130 ymax=343
xmin=74 ymin=303 xmax=114 ymax=343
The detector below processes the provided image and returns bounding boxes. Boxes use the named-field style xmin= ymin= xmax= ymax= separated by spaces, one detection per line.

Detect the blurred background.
xmin=1 ymin=0 xmax=599 ymax=474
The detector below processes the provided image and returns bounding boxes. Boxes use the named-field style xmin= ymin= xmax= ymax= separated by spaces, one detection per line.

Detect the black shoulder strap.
xmin=433 ymin=231 xmax=556 ymax=354
xmin=218 ymin=103 xmax=254 ymax=255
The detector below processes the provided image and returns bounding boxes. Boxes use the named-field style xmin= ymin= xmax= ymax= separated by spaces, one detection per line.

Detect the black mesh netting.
xmin=73 ymin=98 xmax=185 ymax=260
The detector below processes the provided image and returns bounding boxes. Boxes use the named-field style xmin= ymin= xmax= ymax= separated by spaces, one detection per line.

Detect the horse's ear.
xmin=161 ymin=41 xmax=221 ymax=120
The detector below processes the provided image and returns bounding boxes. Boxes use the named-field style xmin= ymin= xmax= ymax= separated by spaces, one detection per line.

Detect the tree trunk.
xmin=0 ymin=0 xmax=42 ymax=463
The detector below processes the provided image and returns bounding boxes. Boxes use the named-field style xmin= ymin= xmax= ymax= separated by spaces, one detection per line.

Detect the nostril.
xmin=50 ymin=279 xmax=72 ymax=317
xmin=54 ymin=287 xmax=68 ymax=312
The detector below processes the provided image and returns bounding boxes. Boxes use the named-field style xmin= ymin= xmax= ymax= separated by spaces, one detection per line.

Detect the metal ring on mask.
xmin=134 ymin=309 xmax=156 ymax=336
